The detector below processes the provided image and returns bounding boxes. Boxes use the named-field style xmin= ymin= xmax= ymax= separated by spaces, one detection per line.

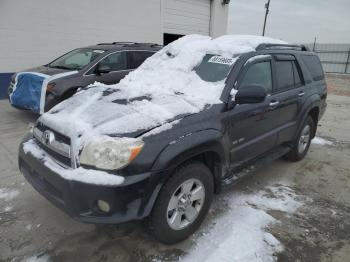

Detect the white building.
xmin=0 ymin=0 xmax=230 ymax=73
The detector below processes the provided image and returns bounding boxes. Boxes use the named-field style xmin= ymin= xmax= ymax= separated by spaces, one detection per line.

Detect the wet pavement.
xmin=1 ymin=89 xmax=349 ymax=261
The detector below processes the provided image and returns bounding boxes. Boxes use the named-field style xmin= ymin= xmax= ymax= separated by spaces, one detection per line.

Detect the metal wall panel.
xmin=164 ymin=0 xmax=211 ymax=35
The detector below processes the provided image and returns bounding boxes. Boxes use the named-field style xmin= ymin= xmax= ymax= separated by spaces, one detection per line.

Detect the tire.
xmin=148 ymin=162 xmax=214 ymax=244
xmin=285 ymin=116 xmax=315 ymax=162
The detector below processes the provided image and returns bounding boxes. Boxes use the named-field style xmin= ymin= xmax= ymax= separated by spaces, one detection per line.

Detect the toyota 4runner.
xmin=18 ymin=35 xmax=327 ymax=244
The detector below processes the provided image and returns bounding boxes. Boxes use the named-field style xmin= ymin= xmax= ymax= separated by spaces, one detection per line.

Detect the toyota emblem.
xmin=42 ymin=130 xmax=55 ymax=145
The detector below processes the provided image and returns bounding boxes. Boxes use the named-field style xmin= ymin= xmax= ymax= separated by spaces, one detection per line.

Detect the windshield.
xmin=48 ymin=48 xmax=105 ymax=70
xmin=194 ymin=54 xmax=236 ymax=82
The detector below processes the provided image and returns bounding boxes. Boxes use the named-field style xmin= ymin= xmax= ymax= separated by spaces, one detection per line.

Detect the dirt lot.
xmin=0 ymin=75 xmax=349 ymax=261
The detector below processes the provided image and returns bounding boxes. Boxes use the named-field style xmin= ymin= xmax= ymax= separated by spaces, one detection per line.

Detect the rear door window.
xmin=301 ymin=55 xmax=324 ymax=81
xmin=128 ymin=51 xmax=154 ymax=69
xmin=293 ymin=61 xmax=303 ymax=88
xmin=275 ymin=60 xmax=294 ymax=92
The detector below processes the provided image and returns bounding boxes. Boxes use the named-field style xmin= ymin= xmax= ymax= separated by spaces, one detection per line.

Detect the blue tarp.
xmin=10 ymin=73 xmax=47 ymax=113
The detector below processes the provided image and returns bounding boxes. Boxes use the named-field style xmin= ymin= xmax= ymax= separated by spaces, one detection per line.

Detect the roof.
xmin=85 ymin=42 xmax=162 ymax=51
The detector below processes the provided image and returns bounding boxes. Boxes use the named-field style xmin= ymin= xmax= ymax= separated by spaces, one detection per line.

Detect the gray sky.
xmin=228 ymin=0 xmax=350 ymax=43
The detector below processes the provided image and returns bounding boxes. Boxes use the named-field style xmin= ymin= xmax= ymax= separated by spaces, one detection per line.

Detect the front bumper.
xmin=18 ymin=137 xmax=163 ymax=224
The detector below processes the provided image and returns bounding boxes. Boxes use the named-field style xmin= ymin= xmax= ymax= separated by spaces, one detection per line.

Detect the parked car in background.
xmin=18 ymin=35 xmax=327 ymax=244
xmin=8 ymin=42 xmax=161 ymax=113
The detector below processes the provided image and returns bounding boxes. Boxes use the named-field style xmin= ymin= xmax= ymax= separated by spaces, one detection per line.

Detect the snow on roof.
xmin=41 ymin=35 xmax=286 ymax=154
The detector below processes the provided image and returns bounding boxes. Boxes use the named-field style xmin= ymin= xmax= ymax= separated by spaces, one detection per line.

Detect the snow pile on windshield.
xmin=181 ymin=184 xmax=303 ymax=262
xmin=41 ymin=35 xmax=286 ymax=153
xmin=0 ymin=188 xmax=19 ymax=201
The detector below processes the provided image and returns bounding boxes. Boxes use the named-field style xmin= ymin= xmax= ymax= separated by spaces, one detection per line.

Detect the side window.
xmin=128 ymin=51 xmax=154 ymax=69
xmin=275 ymin=61 xmax=294 ymax=92
xmin=240 ymin=61 xmax=272 ymax=94
xmin=301 ymin=55 xmax=324 ymax=81
xmin=98 ymin=52 xmax=127 ymax=71
xmin=293 ymin=61 xmax=303 ymax=88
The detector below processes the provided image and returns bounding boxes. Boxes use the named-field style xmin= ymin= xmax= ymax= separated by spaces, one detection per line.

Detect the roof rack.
xmin=256 ymin=43 xmax=309 ymax=51
xmin=97 ymin=42 xmax=162 ymax=47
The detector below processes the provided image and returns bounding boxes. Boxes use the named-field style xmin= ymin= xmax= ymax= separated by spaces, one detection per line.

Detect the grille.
xmin=33 ymin=123 xmax=73 ymax=168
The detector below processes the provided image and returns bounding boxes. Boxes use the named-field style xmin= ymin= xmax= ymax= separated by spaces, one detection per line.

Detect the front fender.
xmin=152 ymin=129 xmax=227 ymax=172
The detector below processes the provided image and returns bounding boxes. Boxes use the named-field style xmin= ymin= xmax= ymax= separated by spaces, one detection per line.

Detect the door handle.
xmin=298 ymin=91 xmax=305 ymax=97
xmin=269 ymin=101 xmax=279 ymax=107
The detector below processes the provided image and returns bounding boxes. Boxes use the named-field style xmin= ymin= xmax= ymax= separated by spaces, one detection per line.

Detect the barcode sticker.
xmin=208 ymin=56 xmax=235 ymax=65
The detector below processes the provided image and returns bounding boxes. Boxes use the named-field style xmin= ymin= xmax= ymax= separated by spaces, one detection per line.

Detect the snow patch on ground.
xmin=4 ymin=206 xmax=13 ymax=212
xmin=181 ymin=185 xmax=302 ymax=262
xmin=22 ymin=139 xmax=125 ymax=186
xmin=21 ymin=255 xmax=50 ymax=262
xmin=0 ymin=188 xmax=19 ymax=201
xmin=312 ymin=136 xmax=333 ymax=146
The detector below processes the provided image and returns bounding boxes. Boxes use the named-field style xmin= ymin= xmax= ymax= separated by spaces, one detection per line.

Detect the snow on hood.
xmin=40 ymin=35 xmax=286 ymax=154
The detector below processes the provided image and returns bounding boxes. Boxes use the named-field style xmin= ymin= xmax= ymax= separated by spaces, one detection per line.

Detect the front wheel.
xmin=148 ymin=162 xmax=214 ymax=244
xmin=285 ymin=116 xmax=315 ymax=161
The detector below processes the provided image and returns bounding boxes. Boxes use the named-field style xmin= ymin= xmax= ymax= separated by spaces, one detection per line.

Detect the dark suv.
xmin=8 ymin=42 xmax=161 ymax=113
xmin=18 ymin=36 xmax=327 ymax=244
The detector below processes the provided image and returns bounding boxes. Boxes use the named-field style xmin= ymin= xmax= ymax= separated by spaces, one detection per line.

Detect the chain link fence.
xmin=303 ymin=43 xmax=350 ymax=74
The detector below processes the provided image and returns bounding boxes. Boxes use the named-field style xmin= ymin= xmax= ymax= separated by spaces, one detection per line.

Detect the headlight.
xmin=79 ymin=136 xmax=144 ymax=170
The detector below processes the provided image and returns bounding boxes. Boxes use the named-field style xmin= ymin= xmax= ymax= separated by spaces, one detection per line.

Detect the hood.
xmin=40 ymin=86 xmax=204 ymax=139
xmin=21 ymin=65 xmax=72 ymax=76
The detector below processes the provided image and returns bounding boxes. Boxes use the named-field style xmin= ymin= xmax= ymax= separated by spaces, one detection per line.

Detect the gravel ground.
xmin=0 ymin=77 xmax=349 ymax=261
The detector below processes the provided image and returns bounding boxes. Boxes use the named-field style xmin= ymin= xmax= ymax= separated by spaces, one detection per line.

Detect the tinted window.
xmin=99 ymin=52 xmax=127 ymax=71
xmin=301 ymin=55 xmax=324 ymax=81
xmin=293 ymin=61 xmax=302 ymax=88
xmin=129 ymin=51 xmax=154 ymax=69
xmin=195 ymin=54 xmax=235 ymax=82
xmin=275 ymin=61 xmax=294 ymax=92
xmin=240 ymin=61 xmax=272 ymax=93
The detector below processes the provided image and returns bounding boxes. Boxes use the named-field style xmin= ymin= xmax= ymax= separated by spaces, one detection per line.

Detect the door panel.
xmin=226 ymin=58 xmax=279 ymax=167
xmin=227 ymin=95 xmax=280 ymax=165
xmin=273 ymin=57 xmax=306 ymax=144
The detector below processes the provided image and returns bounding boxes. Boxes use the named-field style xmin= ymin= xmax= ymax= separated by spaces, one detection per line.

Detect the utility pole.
xmin=312 ymin=37 xmax=317 ymax=51
xmin=262 ymin=0 xmax=271 ymax=36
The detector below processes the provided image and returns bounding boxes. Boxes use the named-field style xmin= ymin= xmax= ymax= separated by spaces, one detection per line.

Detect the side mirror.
xmin=235 ymin=84 xmax=267 ymax=104
xmin=96 ymin=64 xmax=111 ymax=75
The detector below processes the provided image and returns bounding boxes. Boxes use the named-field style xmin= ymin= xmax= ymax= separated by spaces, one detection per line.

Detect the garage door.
xmin=164 ymin=0 xmax=211 ymax=36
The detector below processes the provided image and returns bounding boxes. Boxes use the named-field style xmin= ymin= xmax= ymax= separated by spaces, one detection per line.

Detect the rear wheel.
xmin=285 ymin=116 xmax=315 ymax=161
xmin=148 ymin=162 xmax=214 ymax=244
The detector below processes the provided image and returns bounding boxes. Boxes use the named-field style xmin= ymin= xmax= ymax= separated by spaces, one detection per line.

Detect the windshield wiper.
xmin=48 ymin=65 xmax=72 ymax=70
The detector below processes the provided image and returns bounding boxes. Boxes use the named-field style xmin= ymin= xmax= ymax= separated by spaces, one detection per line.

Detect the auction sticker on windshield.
xmin=208 ymin=56 xmax=235 ymax=65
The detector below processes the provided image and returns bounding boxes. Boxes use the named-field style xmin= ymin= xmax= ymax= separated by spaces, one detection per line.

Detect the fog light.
xmin=97 ymin=200 xmax=111 ymax=213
